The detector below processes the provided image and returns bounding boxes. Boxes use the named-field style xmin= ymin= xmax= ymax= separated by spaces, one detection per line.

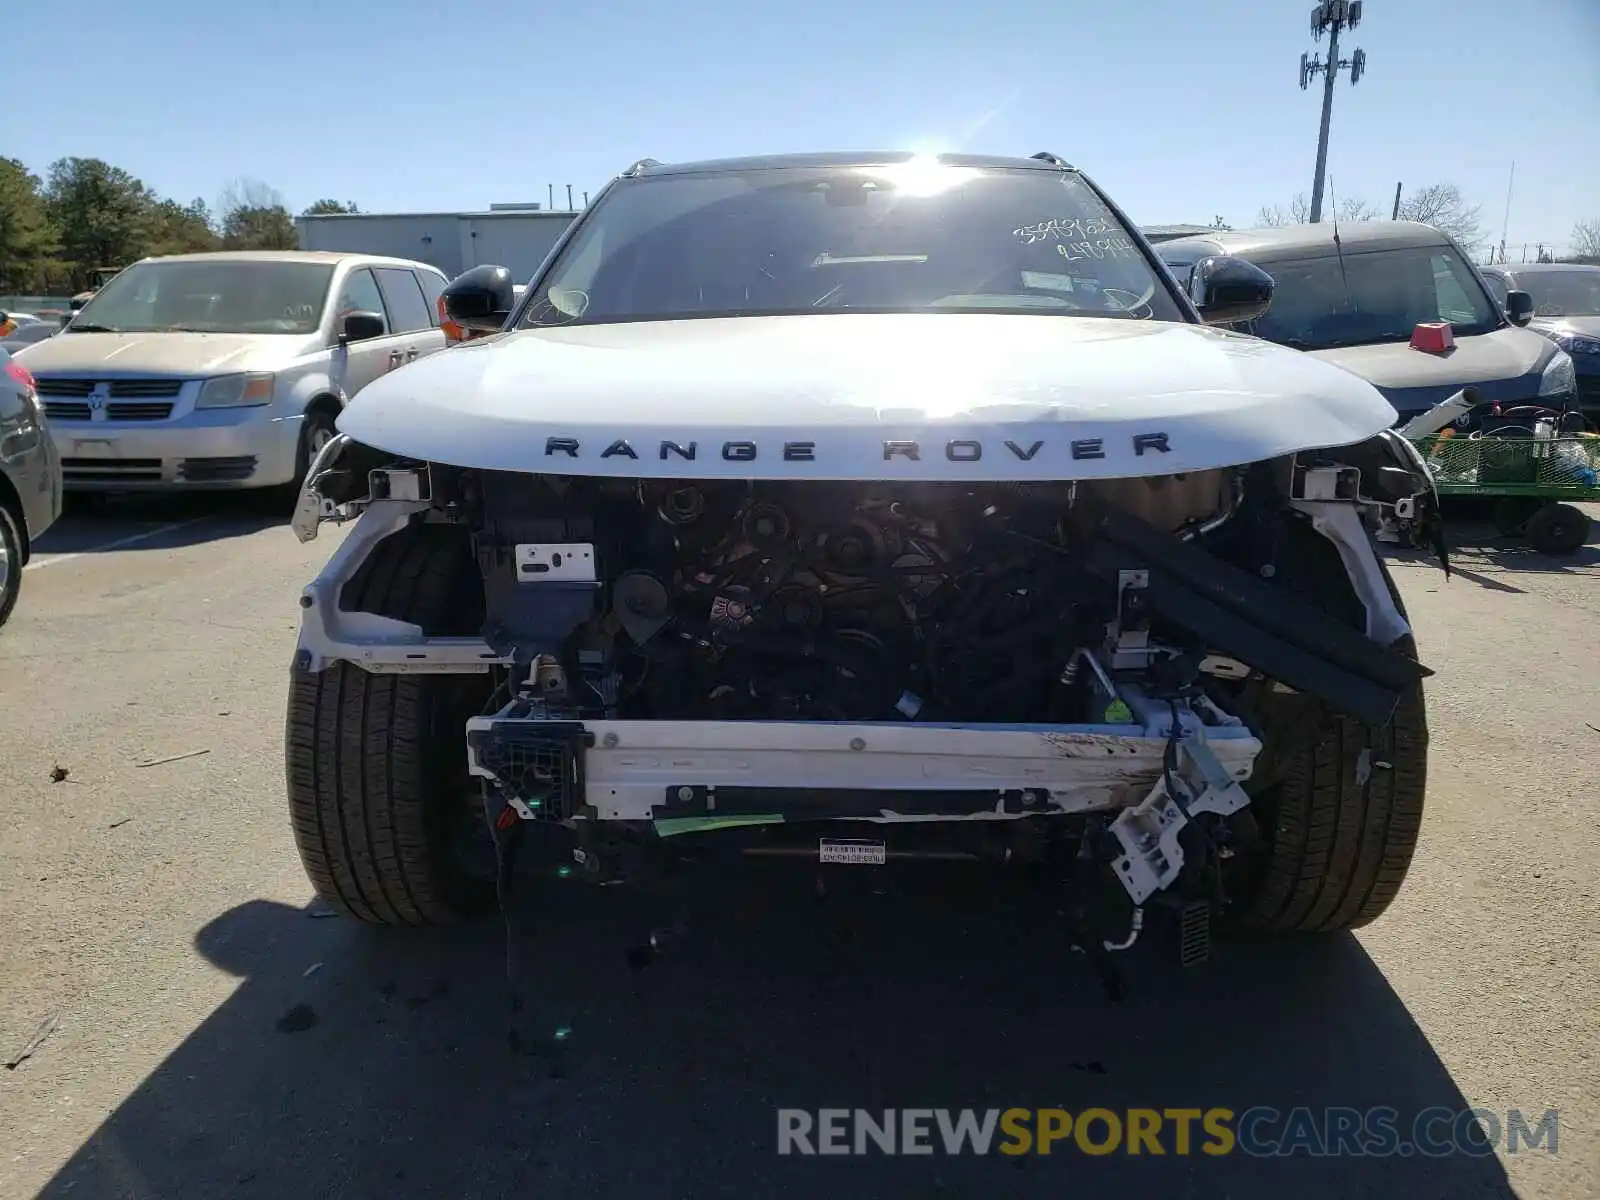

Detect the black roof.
xmin=624 ymin=151 xmax=1076 ymax=178
xmin=1157 ymin=221 xmax=1454 ymax=263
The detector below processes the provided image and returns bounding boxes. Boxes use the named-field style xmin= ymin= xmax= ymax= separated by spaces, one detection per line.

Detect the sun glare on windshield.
xmin=855 ymin=157 xmax=981 ymax=198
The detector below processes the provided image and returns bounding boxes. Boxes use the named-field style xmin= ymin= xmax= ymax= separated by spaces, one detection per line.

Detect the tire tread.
xmin=1237 ymin=524 xmax=1429 ymax=933
xmin=284 ymin=522 xmax=486 ymax=925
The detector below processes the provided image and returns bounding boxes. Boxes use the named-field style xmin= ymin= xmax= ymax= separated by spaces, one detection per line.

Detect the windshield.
xmin=70 ymin=260 xmax=336 ymax=334
xmin=1516 ymin=269 xmax=1600 ymax=318
xmin=1245 ymin=245 xmax=1501 ymax=350
xmin=521 ymin=162 xmax=1185 ymax=327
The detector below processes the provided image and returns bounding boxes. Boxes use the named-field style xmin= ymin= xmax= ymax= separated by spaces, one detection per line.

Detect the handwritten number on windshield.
xmin=1013 ymin=215 xmax=1118 ymax=245
xmin=1056 ymin=237 xmax=1137 ymax=262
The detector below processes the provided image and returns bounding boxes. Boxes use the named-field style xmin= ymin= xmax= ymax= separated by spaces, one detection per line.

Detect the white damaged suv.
xmin=286 ymin=152 xmax=1441 ymax=960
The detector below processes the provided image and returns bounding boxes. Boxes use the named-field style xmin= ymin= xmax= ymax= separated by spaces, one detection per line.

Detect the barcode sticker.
xmin=818 ymin=840 xmax=887 ymax=865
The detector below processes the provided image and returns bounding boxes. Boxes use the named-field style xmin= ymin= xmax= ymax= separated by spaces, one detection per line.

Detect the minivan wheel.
xmin=275 ymin=407 xmax=340 ymax=509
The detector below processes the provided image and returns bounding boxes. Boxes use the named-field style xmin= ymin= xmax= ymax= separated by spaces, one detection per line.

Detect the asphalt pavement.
xmin=1 ymin=495 xmax=1596 ymax=1200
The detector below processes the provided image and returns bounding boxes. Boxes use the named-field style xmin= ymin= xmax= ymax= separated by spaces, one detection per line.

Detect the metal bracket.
xmin=1108 ymin=725 xmax=1252 ymax=905
xmin=369 ymin=466 xmax=428 ymax=503
xmin=296 ymin=501 xmax=508 ymax=674
xmin=514 ymin=543 xmax=598 ymax=583
xmin=1294 ymin=464 xmax=1361 ymax=502
xmin=291 ymin=433 xmax=358 ymax=544
xmin=1107 ymin=570 xmax=1155 ymax=670
xmin=1291 ymin=499 xmax=1411 ymax=644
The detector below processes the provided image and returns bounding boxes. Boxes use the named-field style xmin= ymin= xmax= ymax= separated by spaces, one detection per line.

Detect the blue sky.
xmin=10 ymin=0 xmax=1598 ymax=257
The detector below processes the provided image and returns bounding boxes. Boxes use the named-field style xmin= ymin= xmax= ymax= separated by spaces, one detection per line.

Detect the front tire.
xmin=1226 ymin=523 xmax=1429 ymax=933
xmin=285 ymin=522 xmax=495 ymax=924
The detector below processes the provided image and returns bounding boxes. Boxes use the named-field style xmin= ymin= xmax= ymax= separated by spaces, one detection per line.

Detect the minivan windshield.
xmin=1516 ymin=269 xmax=1600 ymax=318
xmin=1245 ymin=245 xmax=1501 ymax=350
xmin=69 ymin=260 xmax=336 ymax=335
xmin=521 ymin=161 xmax=1186 ymax=327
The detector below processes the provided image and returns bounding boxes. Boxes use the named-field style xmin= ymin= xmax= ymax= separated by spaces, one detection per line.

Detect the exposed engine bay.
xmin=389 ymin=452 xmax=1429 ymax=732
xmin=301 ymin=437 xmax=1441 ymax=741
xmin=473 ymin=474 xmax=1149 ymax=725
xmin=291 ymin=434 xmax=1440 ymax=973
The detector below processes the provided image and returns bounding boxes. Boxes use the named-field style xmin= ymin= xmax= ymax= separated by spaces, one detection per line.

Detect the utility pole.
xmin=1391 ymin=181 xmax=1402 ymax=220
xmin=1300 ymin=1 xmax=1368 ymax=223
xmin=1497 ymin=161 xmax=1515 ymax=266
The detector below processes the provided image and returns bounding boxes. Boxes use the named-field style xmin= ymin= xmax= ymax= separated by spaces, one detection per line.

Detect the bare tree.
xmin=217 ymin=177 xmax=286 ymax=217
xmin=1335 ymin=196 xmax=1380 ymax=223
xmin=216 ymin=176 xmax=297 ymax=251
xmin=1257 ymin=193 xmax=1311 ymax=226
xmin=1256 ymin=192 xmax=1373 ymax=227
xmin=1570 ymin=218 xmax=1600 ymax=263
xmin=1396 ymin=182 xmax=1482 ymax=248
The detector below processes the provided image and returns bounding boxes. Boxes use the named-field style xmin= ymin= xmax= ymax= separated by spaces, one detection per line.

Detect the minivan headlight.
xmin=197 ymin=372 xmax=275 ymax=409
xmin=1537 ymin=350 xmax=1576 ymax=398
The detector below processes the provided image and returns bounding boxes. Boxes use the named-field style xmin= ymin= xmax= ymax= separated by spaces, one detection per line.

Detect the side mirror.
xmin=1504 ymin=289 xmax=1535 ymax=327
xmin=69 ymin=297 xmax=87 ymax=312
xmin=1191 ymin=255 xmax=1275 ymax=326
xmin=339 ymin=310 xmax=387 ymax=343
xmin=443 ymin=264 xmax=517 ymax=333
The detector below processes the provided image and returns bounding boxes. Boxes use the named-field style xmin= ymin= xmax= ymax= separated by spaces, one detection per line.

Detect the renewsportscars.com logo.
xmin=776 ymin=1107 xmax=1560 ymax=1158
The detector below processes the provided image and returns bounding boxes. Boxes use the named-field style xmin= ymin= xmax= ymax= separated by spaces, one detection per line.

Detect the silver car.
xmin=0 ymin=343 xmax=62 ymax=629
xmin=0 ymin=320 xmax=60 ymax=355
xmin=14 ymin=251 xmax=450 ymax=494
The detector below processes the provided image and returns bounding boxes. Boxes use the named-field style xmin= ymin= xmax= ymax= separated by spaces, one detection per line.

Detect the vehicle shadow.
xmin=1383 ymin=503 xmax=1600 ymax=590
xmin=37 ymin=864 xmax=1515 ymax=1200
xmin=33 ymin=492 xmax=290 ymax=557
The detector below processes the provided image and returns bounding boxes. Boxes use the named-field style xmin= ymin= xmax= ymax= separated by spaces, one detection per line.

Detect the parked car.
xmin=13 ymin=251 xmax=450 ymax=495
xmin=0 ymin=342 xmax=62 ymax=630
xmin=1481 ymin=262 xmax=1600 ymax=422
xmin=1 ymin=320 xmax=60 ymax=354
xmin=285 ymin=146 xmax=1442 ymax=1017
xmin=66 ymin=266 xmax=127 ymax=315
xmin=1155 ymin=222 xmax=1577 ymax=430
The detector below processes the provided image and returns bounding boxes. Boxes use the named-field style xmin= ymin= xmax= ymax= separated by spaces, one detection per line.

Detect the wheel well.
xmin=306 ymin=393 xmax=342 ymax=423
xmin=0 ymin=469 xmax=29 ymax=563
xmin=338 ymin=523 xmax=485 ymax=634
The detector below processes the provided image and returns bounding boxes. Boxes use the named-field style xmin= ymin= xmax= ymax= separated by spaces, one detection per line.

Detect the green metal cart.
xmin=1411 ymin=432 xmax=1600 ymax=555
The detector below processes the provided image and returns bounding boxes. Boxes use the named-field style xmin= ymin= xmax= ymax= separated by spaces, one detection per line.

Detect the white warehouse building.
xmin=296 ymin=202 xmax=1208 ymax=285
xmin=295 ymin=203 xmax=582 ymax=283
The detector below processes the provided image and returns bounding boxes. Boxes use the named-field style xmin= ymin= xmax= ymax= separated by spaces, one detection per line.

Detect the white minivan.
xmin=14 ymin=251 xmax=451 ymax=494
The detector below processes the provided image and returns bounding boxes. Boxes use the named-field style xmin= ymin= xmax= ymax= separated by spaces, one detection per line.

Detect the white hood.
xmin=338 ymin=313 xmax=1398 ymax=482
